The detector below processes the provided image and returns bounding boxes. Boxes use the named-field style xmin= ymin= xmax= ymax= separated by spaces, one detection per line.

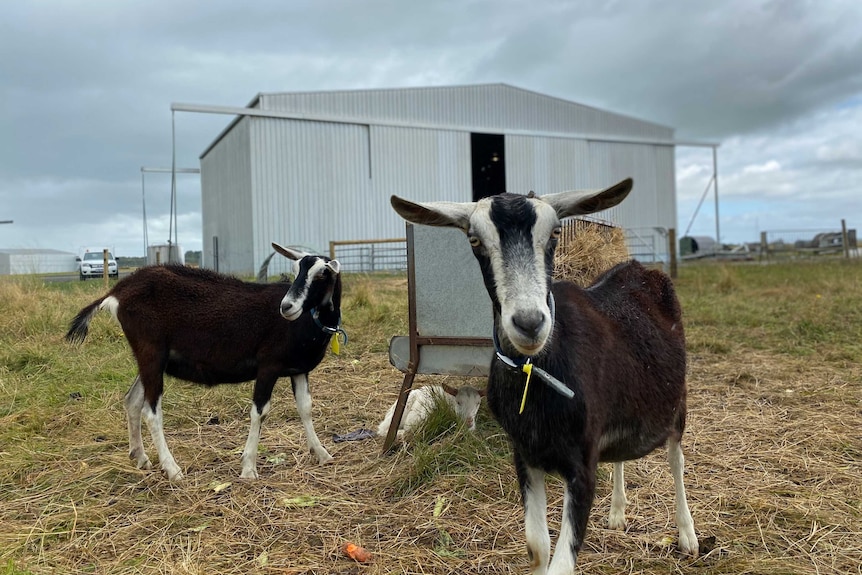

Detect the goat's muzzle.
xmin=280 ymin=300 xmax=302 ymax=321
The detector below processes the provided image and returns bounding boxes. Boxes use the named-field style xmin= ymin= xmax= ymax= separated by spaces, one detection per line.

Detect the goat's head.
xmin=390 ymin=179 xmax=633 ymax=356
xmin=442 ymin=383 xmax=486 ymax=431
xmin=272 ymin=243 xmax=341 ymax=321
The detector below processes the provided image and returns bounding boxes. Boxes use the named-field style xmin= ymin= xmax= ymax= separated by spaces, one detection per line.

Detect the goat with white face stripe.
xmin=66 ymin=243 xmax=342 ymax=481
xmin=391 ymin=179 xmax=698 ymax=574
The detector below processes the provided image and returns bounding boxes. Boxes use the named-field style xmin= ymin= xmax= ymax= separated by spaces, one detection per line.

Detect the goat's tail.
xmin=65 ymin=297 xmax=108 ymax=344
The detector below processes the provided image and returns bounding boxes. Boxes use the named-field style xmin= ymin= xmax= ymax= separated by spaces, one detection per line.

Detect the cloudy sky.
xmin=2 ymin=0 xmax=861 ymax=257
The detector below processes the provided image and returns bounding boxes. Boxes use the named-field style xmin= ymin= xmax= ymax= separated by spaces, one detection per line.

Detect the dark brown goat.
xmin=66 ymin=243 xmax=343 ymax=480
xmin=391 ymin=179 xmax=698 ymax=574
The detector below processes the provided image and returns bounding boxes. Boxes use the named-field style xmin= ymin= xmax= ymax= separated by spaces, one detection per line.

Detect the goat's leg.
xmin=548 ymin=458 xmax=596 ymax=575
xmin=241 ymin=372 xmax=281 ymax=478
xmin=142 ymin=395 xmax=183 ymax=481
xmin=608 ymin=461 xmax=628 ymax=529
xmin=240 ymin=399 xmax=272 ymax=479
xmin=515 ymin=452 xmax=550 ymax=575
xmin=123 ymin=374 xmax=152 ymax=470
xmin=291 ymin=373 xmax=332 ymax=464
xmin=668 ymin=437 xmax=698 ymax=555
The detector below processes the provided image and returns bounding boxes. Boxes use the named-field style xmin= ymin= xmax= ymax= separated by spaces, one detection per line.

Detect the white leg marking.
xmin=668 ymin=437 xmax=699 ymax=555
xmin=548 ymin=486 xmax=579 ymax=575
xmin=524 ymin=466 xmax=550 ymax=575
xmin=123 ymin=375 xmax=152 ymax=470
xmin=240 ymin=400 xmax=271 ymax=479
xmin=292 ymin=374 xmax=332 ymax=464
xmin=142 ymin=397 xmax=183 ymax=481
xmin=608 ymin=461 xmax=628 ymax=529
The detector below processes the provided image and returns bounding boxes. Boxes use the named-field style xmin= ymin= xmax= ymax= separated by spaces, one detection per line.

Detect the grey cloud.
xmin=2 ymin=0 xmax=862 ymax=255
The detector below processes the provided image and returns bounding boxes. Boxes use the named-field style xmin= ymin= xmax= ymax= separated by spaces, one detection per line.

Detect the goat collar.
xmin=492 ymin=292 xmax=574 ymax=401
xmin=311 ymin=307 xmax=349 ymax=348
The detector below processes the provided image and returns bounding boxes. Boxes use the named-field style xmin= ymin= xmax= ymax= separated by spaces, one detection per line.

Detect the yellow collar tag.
xmin=331 ymin=334 xmax=341 ymax=355
xmin=519 ymin=361 xmax=533 ymax=414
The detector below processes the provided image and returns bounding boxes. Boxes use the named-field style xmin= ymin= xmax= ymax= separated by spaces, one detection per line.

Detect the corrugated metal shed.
xmin=0 ymin=249 xmax=78 ymax=275
xmin=199 ymin=84 xmax=682 ymax=275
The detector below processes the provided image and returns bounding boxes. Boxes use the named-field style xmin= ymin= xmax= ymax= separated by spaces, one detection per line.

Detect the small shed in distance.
xmin=679 ymin=236 xmax=717 ymax=258
xmin=0 ymin=248 xmax=78 ymax=275
xmin=198 ymin=84 xmax=687 ymax=276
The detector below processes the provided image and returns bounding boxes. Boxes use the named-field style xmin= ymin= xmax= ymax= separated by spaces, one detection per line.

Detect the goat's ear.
xmin=541 ymin=178 xmax=633 ymax=219
xmin=272 ymin=242 xmax=305 ymax=261
xmin=441 ymin=383 xmax=458 ymax=397
xmin=327 ymin=260 xmax=341 ymax=274
xmin=390 ymin=196 xmax=475 ymax=232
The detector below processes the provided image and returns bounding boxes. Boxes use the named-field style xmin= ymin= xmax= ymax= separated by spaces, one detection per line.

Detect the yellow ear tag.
xmin=519 ymin=362 xmax=533 ymax=414
xmin=331 ymin=334 xmax=341 ymax=355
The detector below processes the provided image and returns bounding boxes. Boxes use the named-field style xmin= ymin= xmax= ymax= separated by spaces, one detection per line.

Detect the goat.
xmin=65 ymin=243 xmax=343 ymax=481
xmin=377 ymin=383 xmax=485 ymax=442
xmin=391 ymin=179 xmax=698 ymax=574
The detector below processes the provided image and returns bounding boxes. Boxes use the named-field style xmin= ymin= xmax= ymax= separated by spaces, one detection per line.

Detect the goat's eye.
xmin=469 ymin=235 xmax=481 ymax=248
xmin=551 ymin=227 xmax=562 ymax=239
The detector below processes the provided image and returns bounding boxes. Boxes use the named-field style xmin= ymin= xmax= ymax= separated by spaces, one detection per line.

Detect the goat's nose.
xmin=512 ymin=310 xmax=545 ymax=339
xmin=280 ymin=301 xmax=296 ymax=316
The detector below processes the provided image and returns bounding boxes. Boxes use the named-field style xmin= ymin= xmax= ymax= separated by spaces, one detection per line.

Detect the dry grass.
xmin=1 ymin=257 xmax=861 ymax=574
xmin=554 ymin=218 xmax=630 ymax=286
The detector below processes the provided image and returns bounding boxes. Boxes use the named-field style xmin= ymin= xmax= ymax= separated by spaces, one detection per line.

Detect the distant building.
xmin=0 ymin=248 xmax=78 ymax=275
xmin=198 ymin=84 xmax=692 ymax=275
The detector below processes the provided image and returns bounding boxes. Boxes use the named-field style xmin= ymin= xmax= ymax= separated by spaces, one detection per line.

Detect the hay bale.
xmin=554 ymin=217 xmax=630 ymax=287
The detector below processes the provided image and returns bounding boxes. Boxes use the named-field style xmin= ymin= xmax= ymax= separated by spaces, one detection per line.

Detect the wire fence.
xmin=758 ymin=227 xmax=858 ymax=261
xmin=328 ymin=222 xmax=858 ymax=273
xmin=329 ymin=218 xmax=673 ymax=273
xmin=329 ymin=238 xmax=407 ymax=273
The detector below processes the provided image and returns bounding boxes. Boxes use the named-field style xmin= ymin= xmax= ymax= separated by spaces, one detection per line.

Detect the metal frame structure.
xmin=380 ymin=224 xmax=493 ymax=452
xmin=140 ymin=166 xmax=200 ymax=260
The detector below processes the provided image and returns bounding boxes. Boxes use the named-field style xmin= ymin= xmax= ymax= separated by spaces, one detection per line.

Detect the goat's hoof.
xmin=678 ymin=531 xmax=699 ymax=557
xmin=240 ymin=469 xmax=259 ymax=480
xmin=314 ymin=450 xmax=334 ymax=465
xmin=164 ymin=467 xmax=184 ymax=482
xmin=129 ymin=449 xmax=153 ymax=470
xmin=608 ymin=512 xmax=627 ymax=530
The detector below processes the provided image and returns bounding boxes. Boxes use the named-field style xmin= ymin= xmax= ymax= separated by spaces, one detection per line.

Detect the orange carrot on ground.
xmin=342 ymin=541 xmax=372 ymax=563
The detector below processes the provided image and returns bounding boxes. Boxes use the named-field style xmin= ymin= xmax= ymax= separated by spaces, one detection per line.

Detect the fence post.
xmin=103 ymin=249 xmax=109 ymax=289
xmin=760 ymin=231 xmax=768 ymax=263
xmin=668 ymin=228 xmax=677 ymax=279
xmin=329 ymin=241 xmax=336 ymax=261
xmin=841 ymin=219 xmax=849 ymax=259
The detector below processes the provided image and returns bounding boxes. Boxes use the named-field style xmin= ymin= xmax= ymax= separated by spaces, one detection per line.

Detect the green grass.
xmin=675 ymin=260 xmax=862 ymax=359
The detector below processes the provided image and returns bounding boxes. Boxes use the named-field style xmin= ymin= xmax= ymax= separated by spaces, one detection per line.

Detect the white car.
xmin=78 ymin=250 xmax=119 ymax=280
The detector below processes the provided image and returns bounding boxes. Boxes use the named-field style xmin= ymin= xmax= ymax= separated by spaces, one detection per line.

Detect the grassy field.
xmin=1 ymin=260 xmax=860 ymax=574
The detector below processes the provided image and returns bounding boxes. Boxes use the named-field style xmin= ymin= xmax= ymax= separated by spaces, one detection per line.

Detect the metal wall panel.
xmin=370 ymin=125 xmax=472 ymax=238
xmin=248 ymin=117 xmax=372 ymax=277
xmin=587 ymin=141 xmax=676 ymax=261
xmin=200 ymin=118 xmax=252 ymax=273
xmin=506 ymin=135 xmax=594 ymax=195
xmin=242 ymin=120 xmax=473 ymax=277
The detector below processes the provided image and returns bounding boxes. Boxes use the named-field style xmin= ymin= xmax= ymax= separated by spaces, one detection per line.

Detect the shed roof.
xmin=0 ymin=248 xmax=76 ymax=256
xmin=200 ymin=83 xmax=676 ymax=159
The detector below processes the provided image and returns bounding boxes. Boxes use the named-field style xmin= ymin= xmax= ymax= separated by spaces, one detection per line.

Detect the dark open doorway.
xmin=471 ymin=133 xmax=506 ymax=201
